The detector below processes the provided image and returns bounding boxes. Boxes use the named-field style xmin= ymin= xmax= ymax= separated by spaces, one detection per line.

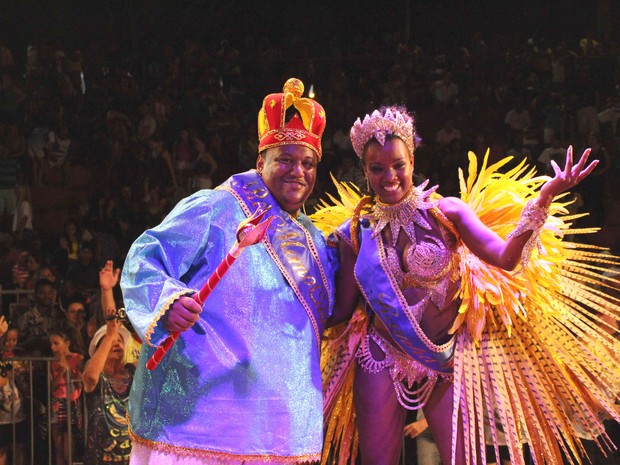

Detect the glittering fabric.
xmin=121 ymin=171 xmax=336 ymax=462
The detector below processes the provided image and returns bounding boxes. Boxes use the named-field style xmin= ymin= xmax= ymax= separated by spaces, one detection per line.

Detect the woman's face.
xmin=50 ymin=335 xmax=69 ymax=356
xmin=363 ymin=137 xmax=414 ymax=204
xmin=108 ymin=334 xmax=125 ymax=360
xmin=66 ymin=302 xmax=85 ymax=324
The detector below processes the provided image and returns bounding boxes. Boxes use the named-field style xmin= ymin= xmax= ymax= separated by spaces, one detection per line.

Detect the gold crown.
xmin=258 ymin=78 xmax=326 ymax=159
xmin=350 ymin=107 xmax=417 ymax=159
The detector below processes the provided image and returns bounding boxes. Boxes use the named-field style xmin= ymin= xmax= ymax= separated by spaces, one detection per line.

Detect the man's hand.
xmin=403 ymin=418 xmax=429 ymax=439
xmin=162 ymin=295 xmax=202 ymax=332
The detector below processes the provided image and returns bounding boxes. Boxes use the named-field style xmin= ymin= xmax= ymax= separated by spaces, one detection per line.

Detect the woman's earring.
xmin=366 ymin=178 xmax=371 ymax=194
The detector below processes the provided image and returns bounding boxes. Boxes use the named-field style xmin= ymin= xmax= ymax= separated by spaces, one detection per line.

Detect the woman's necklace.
xmin=368 ymin=179 xmax=438 ymax=246
xmin=106 ymin=368 xmax=131 ymax=394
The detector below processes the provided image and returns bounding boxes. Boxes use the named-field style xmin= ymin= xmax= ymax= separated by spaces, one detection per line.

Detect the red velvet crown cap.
xmin=257 ymin=78 xmax=326 ymax=160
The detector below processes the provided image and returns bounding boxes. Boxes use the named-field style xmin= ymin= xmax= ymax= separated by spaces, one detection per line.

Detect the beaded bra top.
xmin=367 ymin=182 xmax=459 ymax=309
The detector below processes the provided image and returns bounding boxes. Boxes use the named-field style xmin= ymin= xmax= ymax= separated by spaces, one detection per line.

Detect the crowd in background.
xmin=0 ymin=25 xmax=619 ymax=464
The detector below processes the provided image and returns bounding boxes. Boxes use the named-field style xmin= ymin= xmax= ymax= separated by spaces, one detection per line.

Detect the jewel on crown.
xmin=350 ymin=107 xmax=415 ymax=158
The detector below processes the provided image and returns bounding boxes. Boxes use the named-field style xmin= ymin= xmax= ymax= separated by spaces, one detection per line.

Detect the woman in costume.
xmin=317 ymin=105 xmax=620 ymax=465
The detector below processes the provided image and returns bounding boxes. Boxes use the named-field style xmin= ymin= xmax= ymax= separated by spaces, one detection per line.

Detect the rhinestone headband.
xmin=350 ymin=107 xmax=416 ymax=158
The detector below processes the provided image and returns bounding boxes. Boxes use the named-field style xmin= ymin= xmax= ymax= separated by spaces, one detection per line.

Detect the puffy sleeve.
xmin=121 ymin=190 xmax=225 ymax=347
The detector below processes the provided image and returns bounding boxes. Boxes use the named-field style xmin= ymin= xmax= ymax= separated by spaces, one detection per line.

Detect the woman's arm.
xmin=326 ymin=239 xmax=360 ymax=327
xmin=82 ymin=319 xmax=121 ymax=392
xmin=441 ymin=146 xmax=598 ymax=271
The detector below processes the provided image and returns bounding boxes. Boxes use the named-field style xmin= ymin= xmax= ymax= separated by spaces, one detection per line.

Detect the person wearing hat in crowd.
xmin=81 ymin=260 xmax=136 ymax=465
xmin=120 ymin=78 xmax=335 ymax=465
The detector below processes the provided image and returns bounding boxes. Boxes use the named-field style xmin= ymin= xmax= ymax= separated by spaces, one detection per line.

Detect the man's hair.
xmin=34 ymin=278 xmax=55 ymax=292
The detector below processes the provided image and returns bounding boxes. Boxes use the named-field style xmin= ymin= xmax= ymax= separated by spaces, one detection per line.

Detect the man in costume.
xmin=120 ymin=78 xmax=335 ymax=465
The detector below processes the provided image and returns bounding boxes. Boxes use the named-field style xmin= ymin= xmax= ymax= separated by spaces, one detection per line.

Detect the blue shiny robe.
xmin=121 ymin=171 xmax=335 ymax=463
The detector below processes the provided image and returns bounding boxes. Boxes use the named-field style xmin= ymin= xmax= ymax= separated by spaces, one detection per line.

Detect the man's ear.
xmin=256 ymin=153 xmax=264 ymax=173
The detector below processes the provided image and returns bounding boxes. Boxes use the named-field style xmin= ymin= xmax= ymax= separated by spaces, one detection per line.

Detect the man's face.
xmin=79 ymin=247 xmax=93 ymax=265
xmin=36 ymin=284 xmax=55 ymax=308
xmin=257 ymin=145 xmax=318 ymax=215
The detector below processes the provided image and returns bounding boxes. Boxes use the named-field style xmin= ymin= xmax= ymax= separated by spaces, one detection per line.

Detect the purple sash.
xmin=219 ymin=170 xmax=332 ymax=346
xmin=355 ymin=220 xmax=454 ymax=374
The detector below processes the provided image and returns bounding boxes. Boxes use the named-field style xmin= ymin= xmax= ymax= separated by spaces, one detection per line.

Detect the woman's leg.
xmin=423 ymin=380 xmax=466 ymax=465
xmin=354 ymin=360 xmax=407 ymax=465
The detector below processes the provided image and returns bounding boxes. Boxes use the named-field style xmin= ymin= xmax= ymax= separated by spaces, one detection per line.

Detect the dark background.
xmin=1 ymin=0 xmax=617 ymax=61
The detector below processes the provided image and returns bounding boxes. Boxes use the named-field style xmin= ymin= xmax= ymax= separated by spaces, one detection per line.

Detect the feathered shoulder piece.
xmin=453 ymin=150 xmax=620 ymax=342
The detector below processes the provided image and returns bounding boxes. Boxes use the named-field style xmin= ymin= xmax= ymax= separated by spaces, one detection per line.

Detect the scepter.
xmin=146 ymin=208 xmax=274 ymax=370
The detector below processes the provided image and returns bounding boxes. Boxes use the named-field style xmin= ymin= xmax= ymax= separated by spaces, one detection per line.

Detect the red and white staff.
xmin=146 ymin=208 xmax=274 ymax=370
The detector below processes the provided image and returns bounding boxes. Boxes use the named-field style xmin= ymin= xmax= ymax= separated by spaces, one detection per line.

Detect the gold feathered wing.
xmin=452 ymin=150 xmax=620 ymax=465
xmin=312 ymin=176 xmax=368 ymax=465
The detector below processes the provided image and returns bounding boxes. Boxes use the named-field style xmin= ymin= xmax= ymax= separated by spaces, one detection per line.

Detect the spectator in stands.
xmin=58 ymin=295 xmax=90 ymax=358
xmin=136 ymin=102 xmax=157 ymax=148
xmin=597 ymin=84 xmax=620 ymax=136
xmin=143 ymin=133 xmax=178 ymax=202
xmin=571 ymin=66 xmax=600 ymax=138
xmin=537 ymin=135 xmax=566 ymax=176
xmin=189 ymin=132 xmax=218 ymax=191
xmin=11 ymin=182 xmax=33 ymax=246
xmin=573 ymin=132 xmax=612 ymax=229
xmin=65 ymin=242 xmax=100 ymax=295
xmin=172 ymin=127 xmax=196 ymax=192
xmin=54 ymin=220 xmax=81 ymax=276
xmin=17 ymin=278 xmax=59 ymax=356
xmin=0 ymin=137 xmax=20 ymax=227
xmin=435 ymin=118 xmax=462 ymax=149
xmin=0 ymin=316 xmax=27 ymax=465
xmin=48 ymin=327 xmax=83 ymax=465
xmin=82 ymin=260 xmax=135 ymax=465
xmin=334 ymin=151 xmax=366 ymax=192
xmin=26 ymin=116 xmax=49 ymax=187
xmin=504 ymin=101 xmax=532 ymax=142
xmin=431 ymin=72 xmax=459 ymax=112
xmin=44 ymin=122 xmax=72 ymax=186
xmin=404 ymin=409 xmax=441 ymax=465
xmin=0 ymin=72 xmax=27 ymax=123
xmin=10 ymin=246 xmax=36 ymax=292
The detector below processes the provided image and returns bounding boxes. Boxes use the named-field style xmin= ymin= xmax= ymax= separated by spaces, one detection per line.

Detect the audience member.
xmin=435 ymin=119 xmax=462 ymax=149
xmin=0 ymin=317 xmax=27 ymax=465
xmin=574 ymin=132 xmax=612 ymax=229
xmin=431 ymin=72 xmax=459 ymax=112
xmin=54 ymin=220 xmax=81 ymax=276
xmin=17 ymin=278 xmax=59 ymax=356
xmin=537 ymin=135 xmax=566 ymax=176
xmin=504 ymin=101 xmax=532 ymax=142
xmin=82 ymin=260 xmax=135 ymax=465
xmin=0 ymin=138 xmax=20 ymax=226
xmin=48 ymin=327 xmax=83 ymax=465
xmin=58 ymin=295 xmax=90 ymax=359
xmin=334 ymin=151 xmax=366 ymax=192
xmin=172 ymin=127 xmax=196 ymax=191
xmin=11 ymin=182 xmax=33 ymax=246
xmin=64 ymin=242 xmax=100 ymax=294
xmin=44 ymin=122 xmax=72 ymax=186
xmin=190 ymin=132 xmax=218 ymax=191
xmin=404 ymin=409 xmax=441 ymax=465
